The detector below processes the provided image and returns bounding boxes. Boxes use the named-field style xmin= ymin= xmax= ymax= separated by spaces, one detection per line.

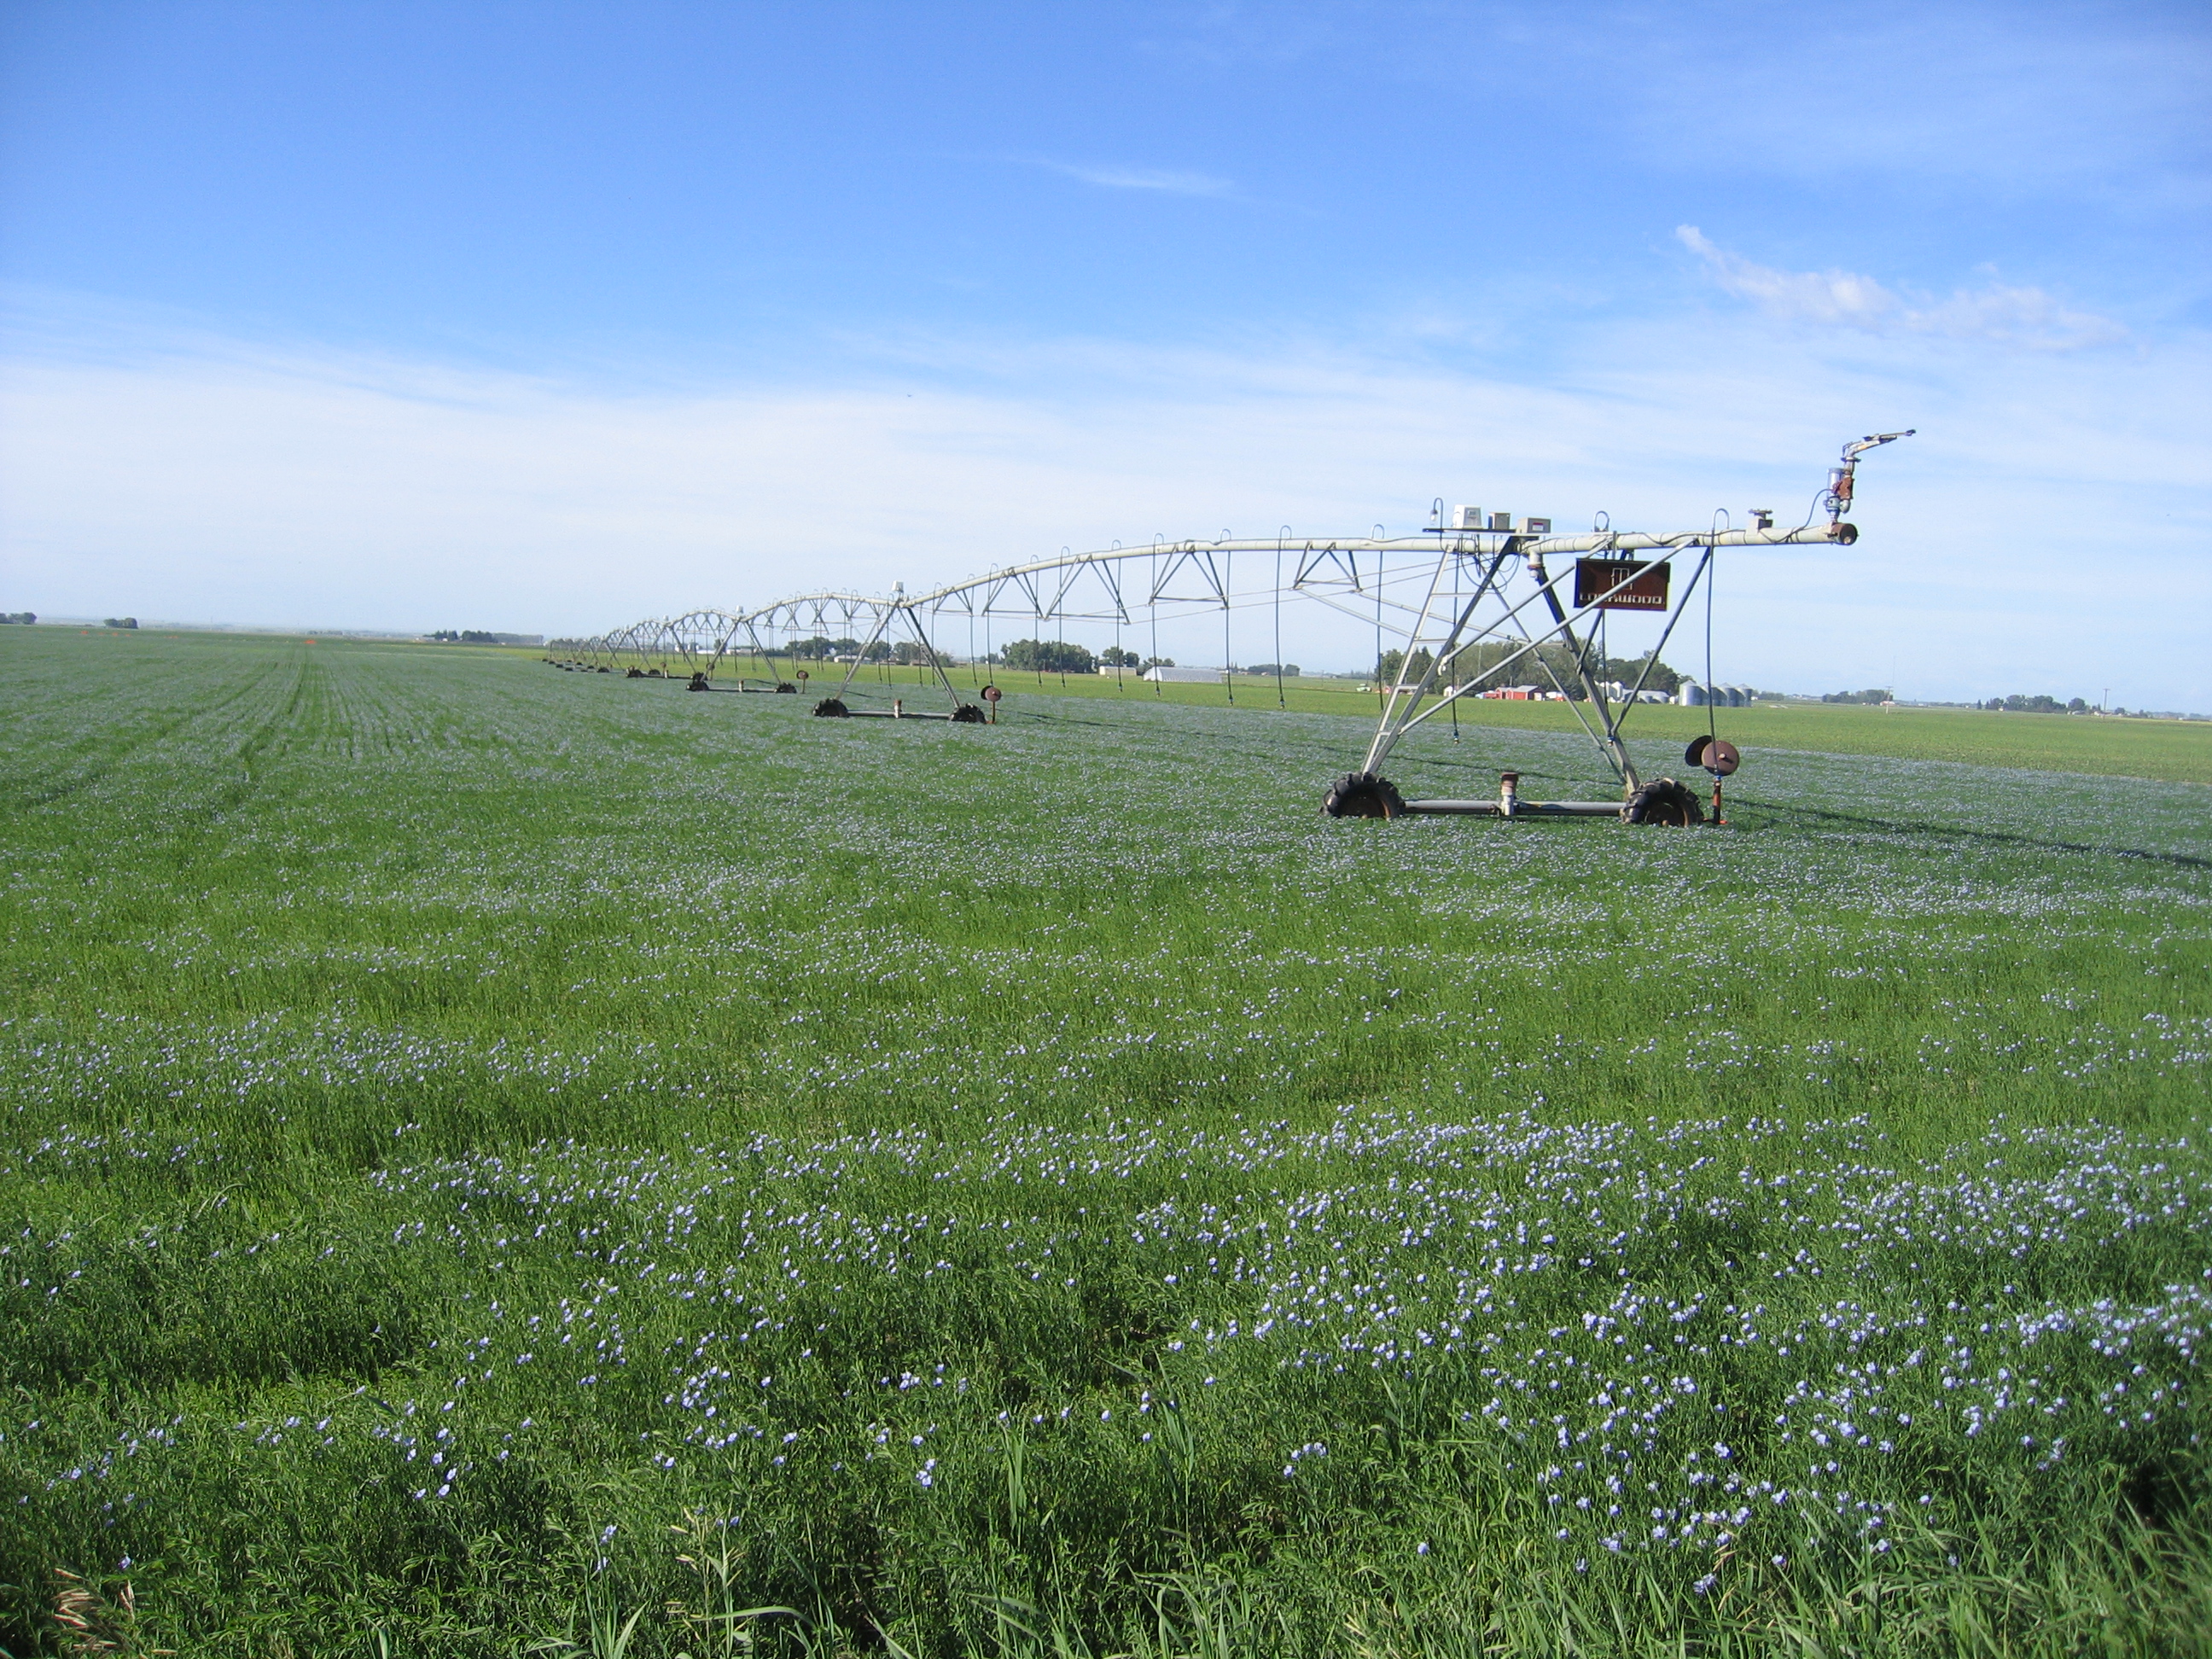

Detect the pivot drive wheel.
xmin=1323 ymin=771 xmax=1406 ymax=819
xmin=812 ymin=698 xmax=850 ymax=718
xmin=1623 ymin=777 xmax=1706 ymax=827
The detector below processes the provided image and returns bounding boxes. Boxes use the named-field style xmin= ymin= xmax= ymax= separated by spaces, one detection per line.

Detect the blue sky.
xmin=2 ymin=2 xmax=2207 ymax=704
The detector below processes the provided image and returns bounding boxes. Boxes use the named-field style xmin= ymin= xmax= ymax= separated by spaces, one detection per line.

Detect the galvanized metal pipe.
xmin=582 ymin=519 xmax=1859 ymax=657
xmin=1400 ymin=798 xmax=1623 ymax=817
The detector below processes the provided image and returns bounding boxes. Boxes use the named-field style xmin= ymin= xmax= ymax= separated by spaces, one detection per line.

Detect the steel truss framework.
xmin=553 ymin=435 xmax=1910 ymax=813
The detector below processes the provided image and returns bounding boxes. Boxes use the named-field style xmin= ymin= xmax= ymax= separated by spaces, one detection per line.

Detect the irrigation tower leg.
xmin=1359 ymin=547 xmax=1511 ymax=778
xmin=1530 ymin=552 xmax=1639 ymax=795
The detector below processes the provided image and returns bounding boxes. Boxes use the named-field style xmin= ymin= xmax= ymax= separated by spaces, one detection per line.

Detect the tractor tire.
xmin=1623 ymin=777 xmax=1706 ymax=826
xmin=1323 ymin=771 xmax=1407 ymax=818
xmin=775 ymin=682 xmax=798 ymax=694
xmin=813 ymin=698 xmax=850 ymax=718
xmin=951 ymin=703 xmax=987 ymax=724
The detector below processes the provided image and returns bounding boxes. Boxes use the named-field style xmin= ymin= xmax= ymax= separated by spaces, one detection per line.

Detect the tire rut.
xmin=2 ymin=659 xmax=287 ymax=814
xmin=170 ymin=651 xmax=324 ymax=832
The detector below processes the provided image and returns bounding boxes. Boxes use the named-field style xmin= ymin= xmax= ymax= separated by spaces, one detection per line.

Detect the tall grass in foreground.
xmin=0 ymin=629 xmax=2206 ymax=1655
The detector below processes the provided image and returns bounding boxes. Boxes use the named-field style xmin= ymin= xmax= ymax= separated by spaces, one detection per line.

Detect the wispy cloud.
xmin=1676 ymin=227 xmax=2128 ymax=351
xmin=1036 ymin=160 xmax=1231 ymax=196
xmin=3 ymin=293 xmax=2205 ymax=705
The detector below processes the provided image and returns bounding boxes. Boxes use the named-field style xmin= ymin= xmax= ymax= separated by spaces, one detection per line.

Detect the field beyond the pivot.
xmin=3 ymin=627 xmax=2209 ymax=1656
xmin=739 ymin=650 xmax=2212 ymax=785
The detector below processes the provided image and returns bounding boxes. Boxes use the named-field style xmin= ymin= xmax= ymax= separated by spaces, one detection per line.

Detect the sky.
xmin=1 ymin=1 xmax=2206 ymax=705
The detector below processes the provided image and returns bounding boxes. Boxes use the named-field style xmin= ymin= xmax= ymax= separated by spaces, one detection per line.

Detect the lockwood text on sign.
xmin=1573 ymin=558 xmax=1671 ymax=611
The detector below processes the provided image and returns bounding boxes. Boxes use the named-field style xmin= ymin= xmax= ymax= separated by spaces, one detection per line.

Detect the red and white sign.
xmin=1574 ymin=559 xmax=1670 ymax=611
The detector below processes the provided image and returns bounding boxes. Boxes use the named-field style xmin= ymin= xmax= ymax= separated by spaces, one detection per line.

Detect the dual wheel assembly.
xmin=1323 ymin=736 xmax=1740 ymax=825
xmin=813 ymin=697 xmax=988 ymax=722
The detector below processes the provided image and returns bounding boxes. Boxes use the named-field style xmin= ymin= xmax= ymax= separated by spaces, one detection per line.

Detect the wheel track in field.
xmin=4 ymin=645 xmax=333 ymax=834
xmin=0 ymin=655 xmax=289 ymax=814
xmin=1736 ymin=795 xmax=2212 ymax=876
xmin=164 ymin=649 xmax=328 ymax=832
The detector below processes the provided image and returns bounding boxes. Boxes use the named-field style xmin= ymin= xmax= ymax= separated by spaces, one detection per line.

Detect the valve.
xmin=1825 ymin=429 xmax=1914 ymax=522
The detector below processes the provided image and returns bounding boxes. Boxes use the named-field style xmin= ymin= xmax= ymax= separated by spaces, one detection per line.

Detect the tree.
xmin=861 ymin=639 xmax=893 ymax=662
xmin=1369 ymin=639 xmax=1586 ymax=695
xmin=788 ymin=635 xmax=862 ymax=660
xmin=1601 ymin=654 xmax=1680 ymax=695
xmin=1141 ymin=656 xmax=1175 ymax=671
xmin=1001 ymin=638 xmax=1096 ymax=674
xmin=103 ymin=617 xmax=139 ymax=630
xmin=1 ymin=612 xmax=38 ymax=625
xmin=1377 ymin=649 xmax=1448 ymax=688
xmin=1243 ymin=662 xmax=1300 ymax=677
xmin=1099 ymin=646 xmax=1142 ymax=667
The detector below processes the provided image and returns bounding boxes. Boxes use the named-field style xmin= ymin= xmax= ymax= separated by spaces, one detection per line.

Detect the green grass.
xmin=2 ymin=626 xmax=2209 ymax=1656
xmin=747 ymin=649 xmax=2212 ymax=785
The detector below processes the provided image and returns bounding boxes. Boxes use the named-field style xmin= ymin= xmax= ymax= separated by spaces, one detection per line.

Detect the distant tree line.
xmin=1981 ymin=694 xmax=2093 ymax=714
xmin=761 ymin=635 xmax=1178 ymax=673
xmin=998 ymin=638 xmax=1096 ymax=674
xmin=1242 ymin=663 xmax=1301 ymax=677
xmin=777 ymin=636 xmax=980 ymax=665
xmin=103 ymin=617 xmax=138 ymax=630
xmin=1376 ymin=645 xmax=1682 ymax=697
xmin=1819 ymin=690 xmax=2098 ymax=713
xmin=428 ymin=630 xmax=542 ymax=645
xmin=1609 ymin=655 xmax=1683 ymax=694
xmin=0 ymin=612 xmax=35 ymax=625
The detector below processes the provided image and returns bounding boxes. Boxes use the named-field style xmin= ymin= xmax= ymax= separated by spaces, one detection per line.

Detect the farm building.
xmin=1678 ymin=681 xmax=1753 ymax=707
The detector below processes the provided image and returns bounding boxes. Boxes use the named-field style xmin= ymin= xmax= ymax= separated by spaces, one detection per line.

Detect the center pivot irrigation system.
xmin=557 ymin=433 xmax=1912 ymax=824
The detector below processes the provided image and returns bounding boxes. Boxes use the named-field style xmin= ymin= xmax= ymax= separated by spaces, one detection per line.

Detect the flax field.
xmin=3 ymin=628 xmax=2209 ymax=1656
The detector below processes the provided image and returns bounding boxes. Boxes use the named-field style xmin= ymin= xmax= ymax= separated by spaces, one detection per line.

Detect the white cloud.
xmin=2 ymin=294 xmax=2206 ymax=707
xmin=1037 ymin=160 xmax=1231 ymax=195
xmin=1676 ymin=227 xmax=2128 ymax=351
